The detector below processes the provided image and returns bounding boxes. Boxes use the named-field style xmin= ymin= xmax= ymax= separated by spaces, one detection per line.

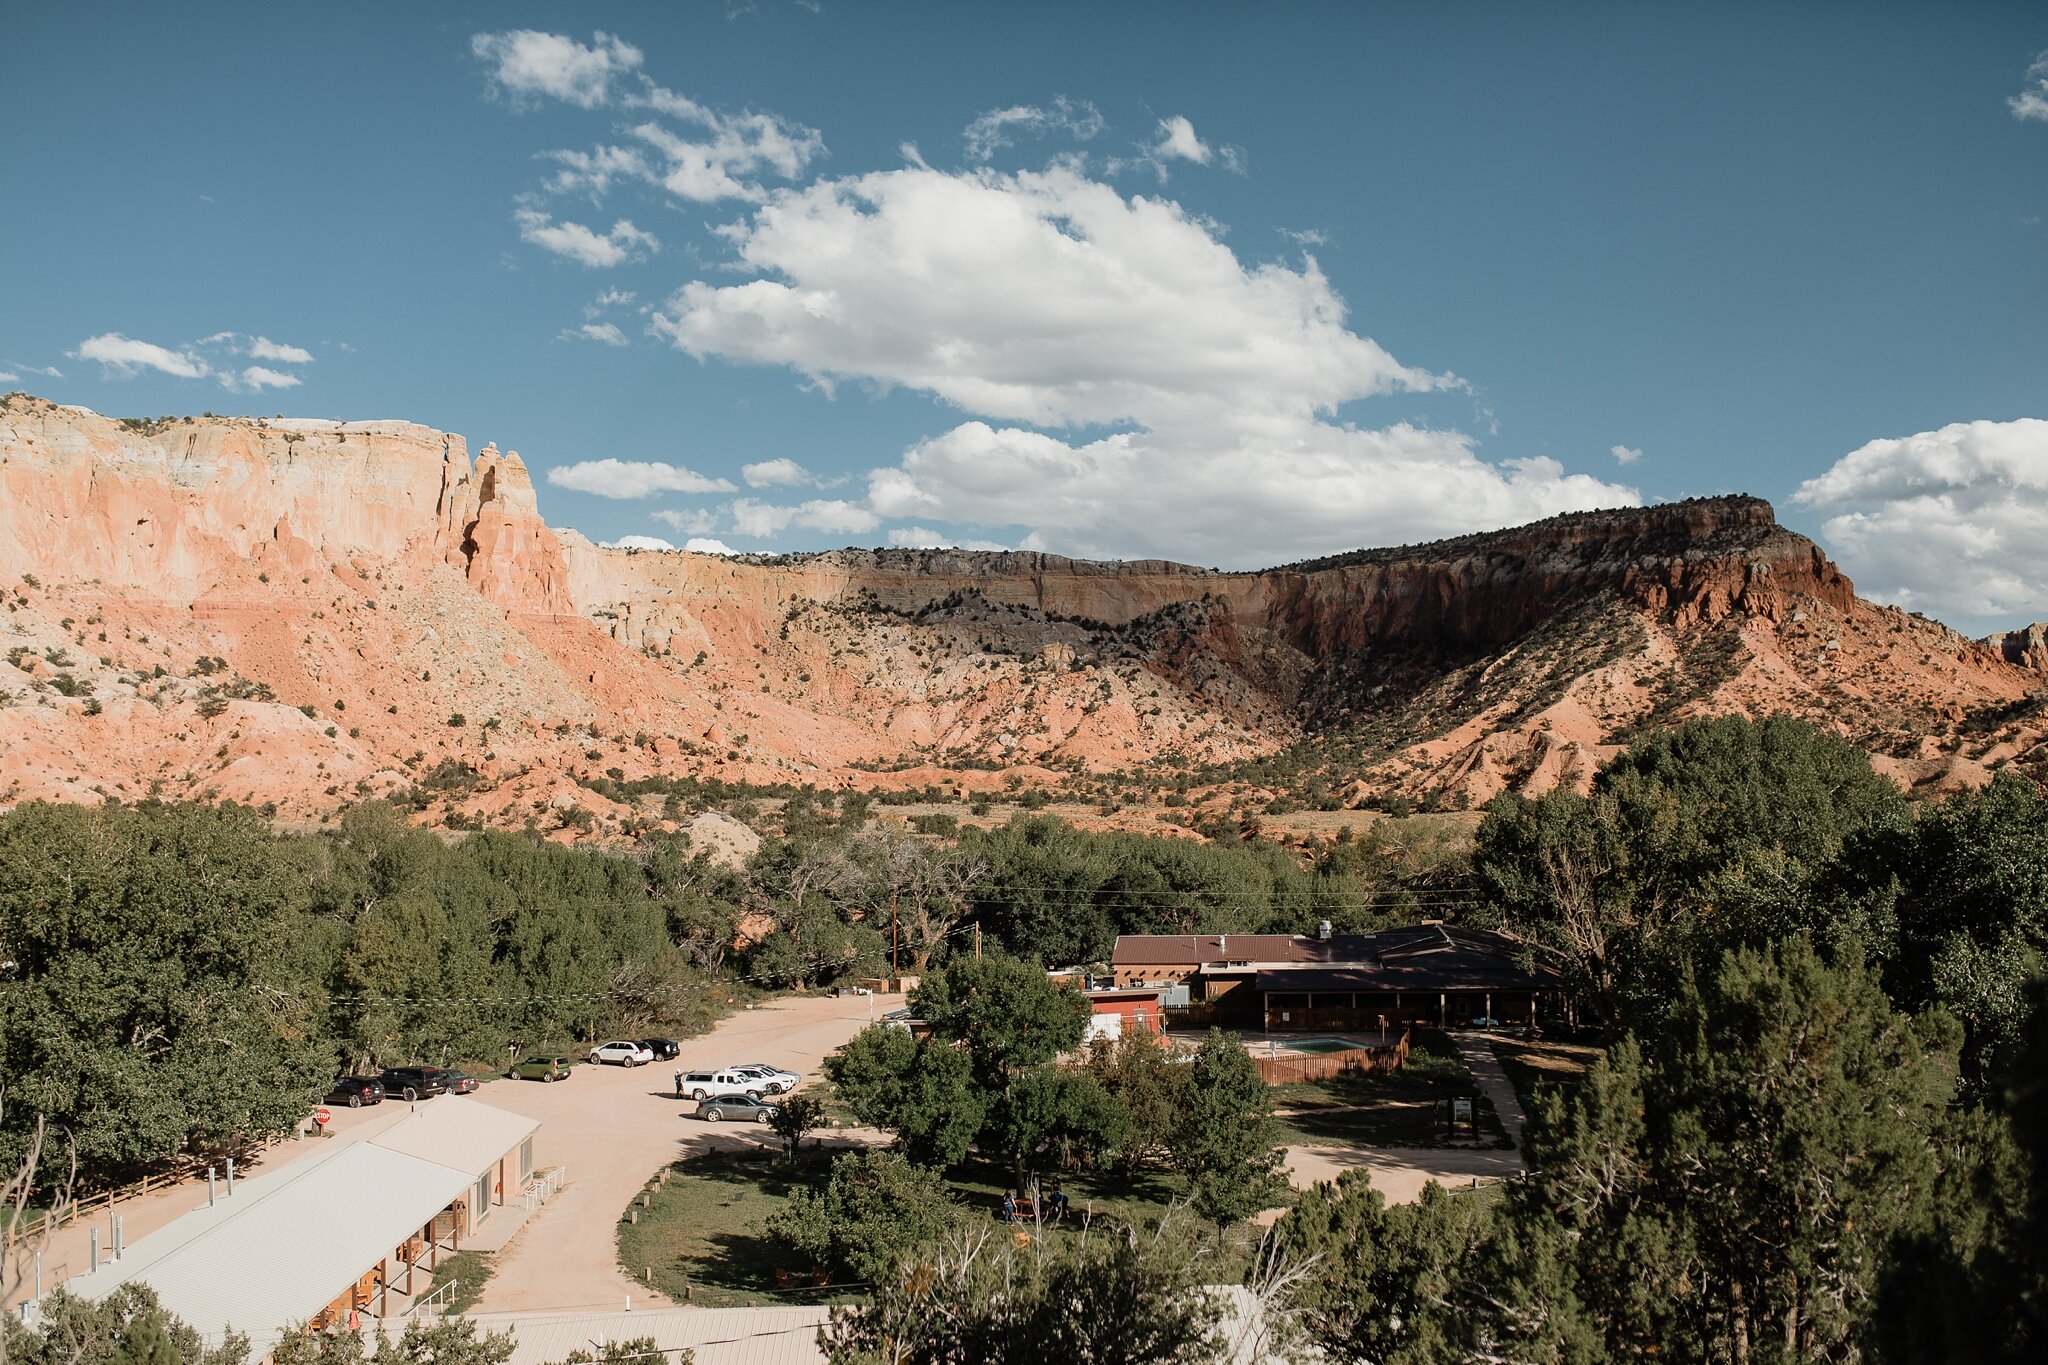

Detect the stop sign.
xmin=314 ymin=1108 xmax=332 ymax=1127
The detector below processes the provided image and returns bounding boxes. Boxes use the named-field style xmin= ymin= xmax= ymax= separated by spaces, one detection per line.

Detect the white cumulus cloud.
xmin=728 ymin=497 xmax=880 ymax=538
xmin=963 ymin=97 xmax=1104 ymax=160
xmin=70 ymin=333 xmax=209 ymax=380
xmin=1153 ymin=116 xmax=1212 ymax=166
xmin=223 ymin=366 xmax=302 ymax=392
xmin=1611 ymin=444 xmax=1643 ymax=465
xmin=741 ymin=457 xmax=812 ymax=488
xmin=545 ymin=459 xmax=737 ymax=499
xmin=515 ymin=209 xmax=658 ymax=268
xmin=653 ymin=507 xmax=720 ymax=535
xmin=471 ymin=30 xmax=642 ymax=109
xmin=2011 ymin=50 xmax=2048 ymax=122
xmin=646 ymin=161 xmax=1637 ymax=563
xmin=654 ymin=163 xmax=1444 ymax=431
xmin=246 ymin=336 xmax=313 ymax=364
xmin=1792 ymin=417 xmax=2048 ymax=626
xmin=604 ymin=534 xmax=676 ymax=551
xmin=889 ymin=526 xmax=1010 ymax=552
xmin=685 ymin=537 xmax=738 ymax=556
xmin=868 ymin=420 xmax=1635 ymax=567
xmin=563 ymin=322 xmax=629 ymax=346
xmin=0 ymin=371 xmax=17 ymax=384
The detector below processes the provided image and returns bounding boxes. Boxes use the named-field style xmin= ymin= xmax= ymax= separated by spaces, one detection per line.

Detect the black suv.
xmin=639 ymin=1038 xmax=681 ymax=1061
xmin=326 ymin=1076 xmax=385 ymax=1108
xmin=376 ymin=1067 xmax=448 ymax=1101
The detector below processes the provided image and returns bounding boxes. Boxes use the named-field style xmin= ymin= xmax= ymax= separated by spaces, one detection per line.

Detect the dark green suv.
xmin=510 ymin=1055 xmax=573 ymax=1082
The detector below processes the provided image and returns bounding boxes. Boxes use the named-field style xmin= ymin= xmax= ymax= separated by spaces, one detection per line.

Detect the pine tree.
xmin=1171 ymin=1029 xmax=1285 ymax=1229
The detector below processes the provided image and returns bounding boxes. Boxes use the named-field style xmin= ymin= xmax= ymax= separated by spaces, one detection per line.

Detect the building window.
xmin=475 ymin=1170 xmax=492 ymax=1223
xmin=519 ymin=1137 xmax=533 ymax=1181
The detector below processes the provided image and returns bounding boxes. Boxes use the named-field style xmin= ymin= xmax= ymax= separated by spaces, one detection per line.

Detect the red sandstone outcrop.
xmin=1984 ymin=623 xmax=2048 ymax=675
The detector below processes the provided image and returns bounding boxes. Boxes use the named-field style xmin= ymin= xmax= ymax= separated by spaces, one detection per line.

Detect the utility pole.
xmin=973 ymin=921 xmax=981 ymax=960
xmin=890 ymin=888 xmax=899 ymax=991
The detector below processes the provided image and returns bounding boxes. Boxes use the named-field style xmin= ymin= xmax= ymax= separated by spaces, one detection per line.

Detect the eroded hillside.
xmin=2 ymin=393 xmax=2041 ymax=836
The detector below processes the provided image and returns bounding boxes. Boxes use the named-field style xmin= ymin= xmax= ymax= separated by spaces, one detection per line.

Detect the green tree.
xmin=3 ymin=1286 xmax=247 ymax=1365
xmin=822 ymin=1218 xmax=1226 ymax=1365
xmin=0 ymin=803 xmax=331 ymax=1180
xmin=765 ymin=1149 xmax=966 ymax=1282
xmin=1171 ymin=1030 xmax=1284 ymax=1229
xmin=1271 ymin=1173 xmax=1500 ymax=1364
xmin=1480 ymin=937 xmax=1960 ymax=1362
xmin=824 ymin=1024 xmax=984 ymax=1168
xmin=912 ymin=955 xmax=1091 ymax=1181
xmin=1474 ymin=715 xmax=1906 ymax=1024
xmin=1086 ymin=1031 xmax=1187 ymax=1177
xmin=769 ymin=1092 xmax=827 ymax=1163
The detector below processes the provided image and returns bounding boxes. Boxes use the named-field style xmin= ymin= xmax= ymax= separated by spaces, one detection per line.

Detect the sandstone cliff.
xmin=1 ymin=394 xmax=2040 ymax=834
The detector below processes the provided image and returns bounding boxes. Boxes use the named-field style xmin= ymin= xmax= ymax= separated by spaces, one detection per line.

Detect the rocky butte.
xmin=0 ymin=393 xmax=2041 ymax=833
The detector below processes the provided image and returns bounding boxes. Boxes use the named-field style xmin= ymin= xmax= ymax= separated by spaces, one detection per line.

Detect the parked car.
xmin=677 ymin=1068 xmax=768 ymax=1100
xmin=638 ymin=1038 xmax=681 ymax=1061
xmin=432 ymin=1068 xmax=480 ymax=1095
xmin=691 ymin=1093 xmax=781 ymax=1123
xmin=732 ymin=1063 xmax=799 ymax=1094
xmin=510 ymin=1056 xmax=574 ymax=1082
xmin=376 ymin=1067 xmax=448 ymax=1101
xmin=589 ymin=1040 xmax=656 ymax=1067
xmin=326 ymin=1076 xmax=384 ymax=1108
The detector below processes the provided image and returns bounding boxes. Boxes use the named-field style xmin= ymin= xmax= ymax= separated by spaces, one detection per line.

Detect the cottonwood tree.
xmin=913 ymin=955 xmax=1092 ymax=1183
xmin=824 ymin=1024 xmax=985 ymax=1168
xmin=846 ymin=824 xmax=987 ymax=971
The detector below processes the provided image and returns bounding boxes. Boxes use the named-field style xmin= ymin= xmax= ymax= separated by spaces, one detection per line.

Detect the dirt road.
xmin=469 ymin=991 xmax=890 ymax=1314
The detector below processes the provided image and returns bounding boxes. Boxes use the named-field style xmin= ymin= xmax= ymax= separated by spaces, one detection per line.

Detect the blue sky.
xmin=4 ymin=2 xmax=2045 ymax=632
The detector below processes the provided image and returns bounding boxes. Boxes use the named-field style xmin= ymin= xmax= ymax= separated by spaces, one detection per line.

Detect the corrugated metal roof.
xmin=369 ymin=1097 xmax=539 ymax=1178
xmin=466 ymin=1305 xmax=829 ymax=1365
xmin=65 ymin=1142 xmax=471 ymax=1341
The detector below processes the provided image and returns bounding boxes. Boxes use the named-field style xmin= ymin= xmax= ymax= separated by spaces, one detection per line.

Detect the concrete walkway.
xmin=1452 ymin=1031 xmax=1529 ymax=1145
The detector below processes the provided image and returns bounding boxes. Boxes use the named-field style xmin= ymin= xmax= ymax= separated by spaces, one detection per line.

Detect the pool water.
xmin=1285 ymin=1038 xmax=1369 ymax=1054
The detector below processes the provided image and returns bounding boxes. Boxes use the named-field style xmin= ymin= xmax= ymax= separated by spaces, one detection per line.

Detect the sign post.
xmin=313 ymin=1107 xmax=332 ymax=1135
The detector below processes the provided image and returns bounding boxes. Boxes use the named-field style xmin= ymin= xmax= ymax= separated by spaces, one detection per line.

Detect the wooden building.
xmin=1111 ymin=923 xmax=1560 ymax=1031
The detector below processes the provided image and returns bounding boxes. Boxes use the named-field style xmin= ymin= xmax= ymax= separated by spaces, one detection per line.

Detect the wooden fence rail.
xmin=4 ymin=1125 xmax=306 ymax=1247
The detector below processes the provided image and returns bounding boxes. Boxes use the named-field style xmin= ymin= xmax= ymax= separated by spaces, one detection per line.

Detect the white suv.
xmin=678 ymin=1067 xmax=767 ymax=1100
xmin=589 ymin=1040 xmax=655 ymax=1067
xmin=733 ymin=1063 xmax=799 ymax=1094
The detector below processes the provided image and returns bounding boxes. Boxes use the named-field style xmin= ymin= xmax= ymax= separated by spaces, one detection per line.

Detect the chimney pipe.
xmin=207 ymin=1166 xmax=217 ymax=1206
xmin=89 ymin=1228 xmax=99 ymax=1272
xmin=225 ymin=1158 xmax=235 ymax=1195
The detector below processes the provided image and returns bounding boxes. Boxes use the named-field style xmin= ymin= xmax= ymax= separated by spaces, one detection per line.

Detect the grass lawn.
xmin=619 ymin=1147 xmax=1264 ymax=1307
xmin=424 ymin=1250 xmax=494 ymax=1314
xmin=1492 ymin=1035 xmax=1604 ymax=1111
xmin=1268 ymin=1030 xmax=1511 ymax=1148
xmin=618 ymin=1148 xmax=814 ymax=1307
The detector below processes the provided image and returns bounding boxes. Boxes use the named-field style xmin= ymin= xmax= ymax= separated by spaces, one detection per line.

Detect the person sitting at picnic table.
xmin=1047 ymin=1182 xmax=1070 ymax=1221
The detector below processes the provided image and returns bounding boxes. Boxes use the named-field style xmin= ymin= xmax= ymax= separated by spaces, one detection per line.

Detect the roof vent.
xmin=1317 ymin=920 xmax=1333 ymax=941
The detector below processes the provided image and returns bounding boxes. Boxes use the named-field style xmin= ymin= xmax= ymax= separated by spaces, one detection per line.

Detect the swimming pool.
xmin=1284 ymin=1038 xmax=1369 ymax=1054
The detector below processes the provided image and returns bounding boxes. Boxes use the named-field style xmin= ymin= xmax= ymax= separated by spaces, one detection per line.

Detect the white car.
xmin=589 ymin=1040 xmax=655 ymax=1067
xmin=733 ymin=1063 xmax=799 ymax=1094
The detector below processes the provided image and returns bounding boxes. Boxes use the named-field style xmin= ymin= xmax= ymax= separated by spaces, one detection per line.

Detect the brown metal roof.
xmin=1113 ymin=925 xmax=1560 ymax=992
